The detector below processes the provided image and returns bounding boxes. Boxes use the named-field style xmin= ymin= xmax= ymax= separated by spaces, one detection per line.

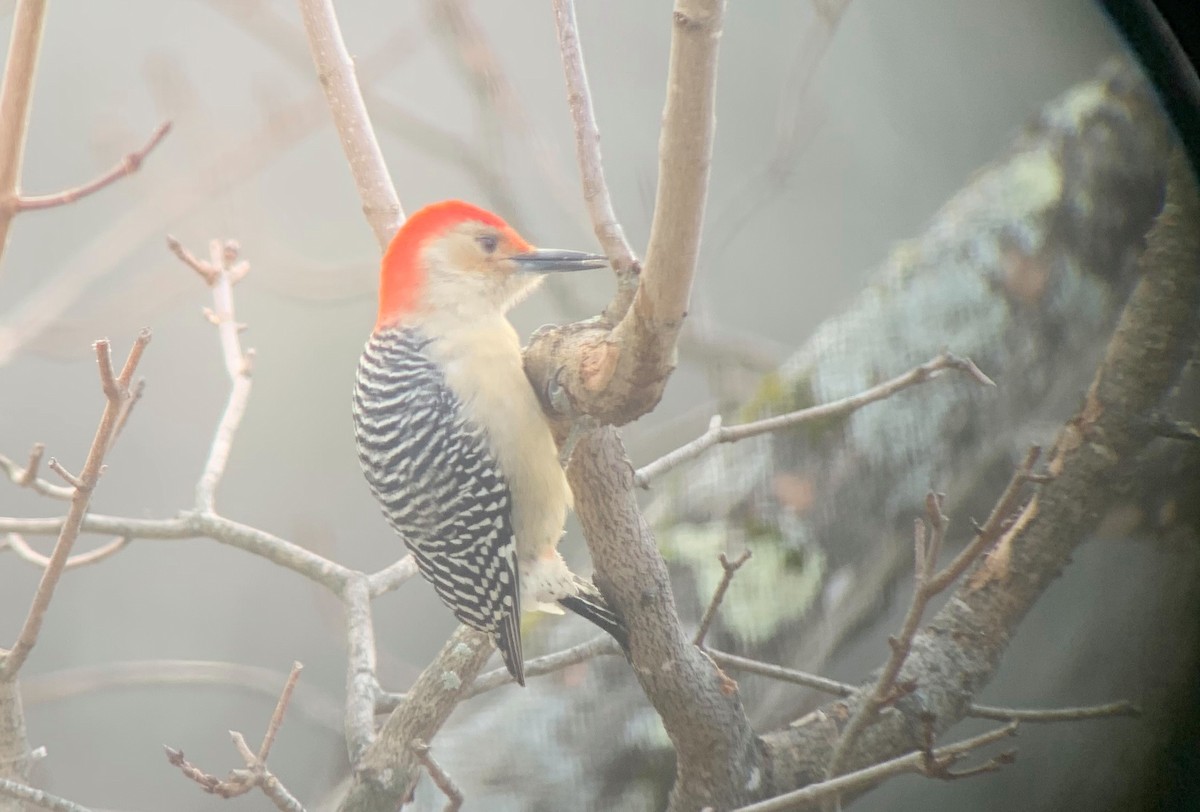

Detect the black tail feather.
xmin=559 ymin=577 xmax=629 ymax=651
xmin=496 ymin=615 xmax=526 ymax=686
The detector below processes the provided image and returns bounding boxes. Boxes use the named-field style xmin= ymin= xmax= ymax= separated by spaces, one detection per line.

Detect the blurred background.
xmin=1 ymin=1 xmax=1194 ymax=810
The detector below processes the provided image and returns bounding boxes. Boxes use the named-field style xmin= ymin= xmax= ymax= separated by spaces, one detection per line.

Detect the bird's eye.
xmin=476 ymin=234 xmax=499 ymax=254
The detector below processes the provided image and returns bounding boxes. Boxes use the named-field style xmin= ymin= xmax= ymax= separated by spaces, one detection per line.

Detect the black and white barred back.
xmin=353 ymin=326 xmax=526 ymax=680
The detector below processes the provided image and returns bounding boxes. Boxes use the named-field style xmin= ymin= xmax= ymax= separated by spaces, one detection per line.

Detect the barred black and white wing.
xmin=353 ymin=328 xmax=526 ymax=684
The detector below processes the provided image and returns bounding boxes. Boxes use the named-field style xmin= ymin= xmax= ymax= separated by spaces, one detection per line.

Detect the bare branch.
xmin=0 ymin=444 xmax=72 ymax=500
xmin=166 ymin=663 xmax=307 ymax=811
xmin=20 ymin=659 xmax=343 ymax=733
xmin=342 ymin=575 xmax=378 ymax=763
xmin=637 ymin=352 xmax=994 ymax=486
xmin=4 ymin=532 xmax=129 ymax=570
xmin=968 ymin=700 xmax=1140 ymax=723
xmin=757 ymin=153 xmax=1199 ymax=805
xmin=708 ymin=649 xmax=855 ymax=698
xmin=733 ymin=723 xmax=1019 ymax=812
xmin=297 ymin=0 xmax=404 ymax=248
xmin=411 ymin=739 xmax=463 ymax=812
xmin=693 ymin=550 xmax=751 ymax=646
xmin=366 ymin=554 xmax=419 ymax=597
xmin=826 ymin=464 xmax=1035 ymax=784
xmin=465 ymin=634 xmax=621 ymax=699
xmin=0 ymin=330 xmax=151 ymax=679
xmin=0 ymin=778 xmax=94 ymax=812
xmin=15 ymin=121 xmax=172 ymax=211
xmin=166 ymin=237 xmax=256 ymax=513
xmin=340 ymin=626 xmax=493 ymax=812
xmin=0 ymin=512 xmax=354 ymax=593
xmin=45 ymin=459 xmax=83 ymax=491
xmin=552 ymin=0 xmax=638 ymax=283
xmin=259 ymin=662 xmax=304 ymax=762
xmin=0 ymin=0 xmax=48 ymax=274
xmin=525 ymin=0 xmax=727 ymax=426
xmin=924 ymin=446 xmax=1041 ymax=594
xmin=0 ymin=23 xmax=420 ymax=368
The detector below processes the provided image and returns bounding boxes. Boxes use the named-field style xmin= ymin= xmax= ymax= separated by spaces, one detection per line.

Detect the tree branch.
xmin=166 ymin=236 xmax=255 ymax=513
xmin=3 ymin=532 xmax=129 ymax=571
xmin=297 ymin=0 xmax=404 ymax=248
xmin=339 ymin=626 xmax=493 ymax=812
xmin=693 ymin=550 xmax=751 ymax=647
xmin=0 ymin=331 xmax=150 ymax=680
xmin=636 ymin=352 xmax=993 ymax=486
xmin=525 ymin=0 xmax=727 ymax=425
xmin=165 ymin=662 xmax=307 ymax=811
xmin=551 ymin=0 xmax=638 ymax=285
xmin=410 ymin=739 xmax=463 ymax=812
xmin=0 ymin=444 xmax=73 ymax=500
xmin=0 ymin=778 xmax=94 ymax=812
xmin=0 ymin=0 xmax=48 ymax=274
xmin=734 ymin=723 xmax=1019 ymax=812
xmin=756 ymin=153 xmax=1199 ymax=806
xmin=15 ymin=121 xmax=171 ymax=211
xmin=568 ymin=427 xmax=760 ymax=811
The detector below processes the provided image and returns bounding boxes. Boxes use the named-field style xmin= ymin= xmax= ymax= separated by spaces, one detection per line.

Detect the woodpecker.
xmin=353 ymin=200 xmax=625 ymax=685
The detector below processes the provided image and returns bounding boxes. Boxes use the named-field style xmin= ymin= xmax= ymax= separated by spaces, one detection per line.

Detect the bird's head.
xmin=375 ymin=200 xmax=607 ymax=331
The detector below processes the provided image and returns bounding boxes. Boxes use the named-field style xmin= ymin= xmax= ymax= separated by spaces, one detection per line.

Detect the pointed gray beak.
xmin=509 ymin=249 xmax=608 ymax=273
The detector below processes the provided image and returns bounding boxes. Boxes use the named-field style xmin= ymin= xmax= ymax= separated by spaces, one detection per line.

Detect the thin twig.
xmin=552 ymin=0 xmax=638 ymax=279
xmin=0 ymin=511 xmax=353 ymax=592
xmin=45 ymin=459 xmax=83 ymax=491
xmin=167 ymin=236 xmax=256 ymax=514
xmin=636 ymin=353 xmax=994 ymax=486
xmin=0 ymin=331 xmax=151 ymax=679
xmin=694 ymin=550 xmax=752 ymax=646
xmin=0 ymin=778 xmax=94 ymax=812
xmin=464 ymin=634 xmax=621 ymax=699
xmin=259 ymin=662 xmax=304 ymax=762
xmin=704 ymin=649 xmax=1137 ymax=727
xmin=411 ymin=739 xmax=463 ymax=812
xmin=968 ymin=700 xmax=1139 ymax=723
xmin=0 ymin=26 xmax=419 ymax=369
xmin=15 ymin=121 xmax=172 ymax=211
xmin=0 ymin=0 xmax=48 ymax=275
xmin=826 ymin=450 xmax=1041 ymax=783
xmin=21 ymin=659 xmax=343 ymax=733
xmin=707 ymin=649 xmax=855 ymax=698
xmin=297 ymin=0 xmax=404 ymax=249
xmin=4 ymin=532 xmax=129 ymax=570
xmin=0 ymin=444 xmax=73 ymax=500
xmin=165 ymin=663 xmax=307 ymax=811
xmin=731 ymin=723 xmax=1019 ymax=812
xmin=925 ymin=446 xmax=1041 ymax=594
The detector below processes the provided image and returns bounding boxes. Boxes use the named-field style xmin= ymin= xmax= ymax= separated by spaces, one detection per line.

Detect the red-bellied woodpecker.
xmin=353 ymin=200 xmax=626 ymax=685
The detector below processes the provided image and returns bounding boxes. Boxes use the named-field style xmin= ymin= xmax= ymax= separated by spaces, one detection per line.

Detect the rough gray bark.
xmin=761 ymin=149 xmax=1199 ymax=800
xmin=569 ymin=428 xmax=762 ymax=811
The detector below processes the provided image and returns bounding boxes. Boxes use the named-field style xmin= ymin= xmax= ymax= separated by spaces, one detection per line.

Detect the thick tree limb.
xmin=569 ymin=427 xmax=760 ymax=811
xmin=756 ymin=154 xmax=1199 ymax=806
xmin=338 ymin=627 xmax=493 ymax=812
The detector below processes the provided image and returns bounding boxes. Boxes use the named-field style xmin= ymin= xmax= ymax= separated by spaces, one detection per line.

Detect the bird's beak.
xmin=509 ymin=249 xmax=608 ymax=274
